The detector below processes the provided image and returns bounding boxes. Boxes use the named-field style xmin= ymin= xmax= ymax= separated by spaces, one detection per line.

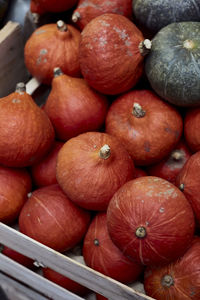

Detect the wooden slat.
xmin=0 ymin=223 xmax=154 ymax=300
xmin=0 ymin=271 xmax=49 ymax=300
xmin=0 ymin=254 xmax=84 ymax=300
xmin=26 ymin=77 xmax=41 ymax=95
xmin=0 ymin=21 xmax=29 ymax=97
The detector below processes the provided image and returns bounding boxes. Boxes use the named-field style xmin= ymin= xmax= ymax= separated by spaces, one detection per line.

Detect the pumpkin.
xmin=19 ymin=184 xmax=91 ymax=252
xmin=132 ymin=0 xmax=200 ymax=35
xmin=56 ymin=132 xmax=135 ymax=211
xmin=134 ymin=167 xmax=147 ymax=178
xmin=30 ymin=140 xmax=64 ymax=187
xmin=144 ymin=236 xmax=200 ymax=300
xmin=72 ymin=0 xmax=133 ymax=31
xmin=145 ymin=22 xmax=200 ymax=107
xmin=176 ymin=151 xmax=200 ymax=227
xmin=24 ymin=21 xmax=81 ymax=85
xmin=0 ymin=83 xmax=55 ymax=167
xmin=105 ymin=89 xmax=183 ymax=166
xmin=43 ymin=268 xmax=89 ymax=296
xmin=30 ymin=0 xmax=78 ymax=14
xmin=184 ymin=107 xmax=200 ymax=152
xmin=147 ymin=140 xmax=191 ymax=184
xmin=79 ymin=13 xmax=151 ymax=95
xmin=44 ymin=67 xmax=108 ymax=141
xmin=107 ymin=176 xmax=195 ymax=266
xmin=0 ymin=165 xmax=32 ymax=224
xmin=83 ymin=212 xmax=143 ymax=283
xmin=1 ymin=245 xmax=34 ymax=269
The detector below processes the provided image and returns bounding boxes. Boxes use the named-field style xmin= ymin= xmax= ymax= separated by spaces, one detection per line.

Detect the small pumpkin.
xmin=144 ymin=236 xmax=200 ymax=300
xmin=79 ymin=13 xmax=151 ymax=95
xmin=0 ymin=83 xmax=55 ymax=167
xmin=72 ymin=0 xmax=133 ymax=31
xmin=105 ymin=89 xmax=183 ymax=166
xmin=1 ymin=245 xmax=34 ymax=269
xmin=107 ymin=176 xmax=195 ymax=266
xmin=24 ymin=21 xmax=81 ymax=85
xmin=30 ymin=0 xmax=78 ymax=14
xmin=132 ymin=0 xmax=200 ymax=35
xmin=19 ymin=184 xmax=91 ymax=252
xmin=145 ymin=22 xmax=200 ymax=107
xmin=44 ymin=68 xmax=108 ymax=141
xmin=56 ymin=132 xmax=135 ymax=211
xmin=184 ymin=107 xmax=200 ymax=152
xmin=83 ymin=212 xmax=143 ymax=283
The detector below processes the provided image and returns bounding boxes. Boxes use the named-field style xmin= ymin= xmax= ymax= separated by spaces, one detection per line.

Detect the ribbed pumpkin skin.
xmin=0 ymin=166 xmax=32 ymax=224
xmin=83 ymin=212 xmax=143 ymax=283
xmin=184 ymin=107 xmax=200 ymax=152
xmin=19 ymin=184 xmax=91 ymax=252
xmin=133 ymin=0 xmax=200 ymax=34
xmin=105 ymin=89 xmax=183 ymax=166
xmin=107 ymin=176 xmax=195 ymax=267
xmin=56 ymin=132 xmax=135 ymax=211
xmin=24 ymin=23 xmax=81 ymax=85
xmin=176 ymin=151 xmax=200 ymax=227
xmin=72 ymin=0 xmax=133 ymax=30
xmin=144 ymin=237 xmax=200 ymax=300
xmin=0 ymin=90 xmax=55 ymax=167
xmin=145 ymin=22 xmax=200 ymax=107
xmin=30 ymin=0 xmax=78 ymax=13
xmin=79 ymin=13 xmax=145 ymax=95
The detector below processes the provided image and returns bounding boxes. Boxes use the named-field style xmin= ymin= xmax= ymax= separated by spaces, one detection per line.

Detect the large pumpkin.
xmin=105 ymin=89 xmax=183 ymax=166
xmin=30 ymin=0 xmax=78 ymax=14
xmin=107 ymin=176 xmax=195 ymax=266
xmin=56 ymin=132 xmax=135 ymax=211
xmin=79 ymin=13 xmax=151 ymax=95
xmin=144 ymin=236 xmax=200 ymax=300
xmin=0 ymin=83 xmax=55 ymax=167
xmin=132 ymin=0 xmax=200 ymax=34
xmin=184 ymin=107 xmax=200 ymax=152
xmin=145 ymin=22 xmax=200 ymax=107
xmin=24 ymin=21 xmax=81 ymax=84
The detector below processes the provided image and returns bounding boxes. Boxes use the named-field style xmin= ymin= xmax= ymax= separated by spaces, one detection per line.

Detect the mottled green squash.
xmin=132 ymin=0 xmax=200 ymax=34
xmin=145 ymin=22 xmax=200 ymax=107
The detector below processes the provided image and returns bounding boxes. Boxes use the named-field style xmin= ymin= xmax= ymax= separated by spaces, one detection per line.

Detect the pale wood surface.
xmin=0 ymin=21 xmax=29 ymax=97
xmin=0 ymin=223 xmax=154 ymax=300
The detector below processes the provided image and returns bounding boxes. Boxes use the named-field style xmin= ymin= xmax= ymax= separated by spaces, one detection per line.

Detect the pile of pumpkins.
xmin=1 ymin=0 xmax=200 ymax=299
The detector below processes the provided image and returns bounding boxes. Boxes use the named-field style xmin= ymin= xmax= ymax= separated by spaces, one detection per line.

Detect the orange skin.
xmin=0 ymin=89 xmax=55 ymax=167
xmin=79 ymin=13 xmax=145 ymax=95
xmin=107 ymin=176 xmax=195 ymax=267
xmin=19 ymin=184 xmax=91 ymax=252
xmin=24 ymin=23 xmax=81 ymax=84
xmin=2 ymin=246 xmax=34 ymax=269
xmin=106 ymin=89 xmax=183 ymax=166
xmin=72 ymin=0 xmax=133 ymax=30
xmin=184 ymin=107 xmax=200 ymax=153
xmin=44 ymin=73 xmax=108 ymax=141
xmin=30 ymin=0 xmax=78 ymax=13
xmin=0 ymin=166 xmax=32 ymax=224
xmin=56 ymin=132 xmax=135 ymax=211
xmin=144 ymin=237 xmax=200 ymax=300
xmin=83 ymin=212 xmax=143 ymax=283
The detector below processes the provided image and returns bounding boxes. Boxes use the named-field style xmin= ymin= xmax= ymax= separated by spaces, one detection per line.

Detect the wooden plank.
xmin=0 ymin=272 xmax=49 ymax=300
xmin=0 ymin=254 xmax=84 ymax=300
xmin=0 ymin=21 xmax=29 ymax=97
xmin=0 ymin=223 xmax=154 ymax=300
xmin=26 ymin=77 xmax=41 ymax=95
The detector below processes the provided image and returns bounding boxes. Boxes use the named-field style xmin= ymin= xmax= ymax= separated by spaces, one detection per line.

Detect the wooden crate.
xmin=0 ymin=21 xmax=154 ymax=300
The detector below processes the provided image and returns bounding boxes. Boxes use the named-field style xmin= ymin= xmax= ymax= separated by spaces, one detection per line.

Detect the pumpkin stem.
xmin=171 ymin=150 xmax=183 ymax=161
xmin=179 ymin=183 xmax=184 ymax=191
xmin=57 ymin=20 xmax=68 ymax=32
xmin=132 ymin=103 xmax=146 ymax=118
xmin=16 ymin=82 xmax=26 ymax=94
xmin=135 ymin=226 xmax=146 ymax=238
xmin=31 ymin=12 xmax=40 ymax=24
xmin=72 ymin=11 xmax=81 ymax=23
xmin=139 ymin=39 xmax=152 ymax=56
xmin=183 ymin=39 xmax=195 ymax=50
xmin=94 ymin=239 xmax=100 ymax=246
xmin=53 ymin=67 xmax=63 ymax=77
xmin=99 ymin=144 xmax=111 ymax=160
xmin=161 ymin=275 xmax=174 ymax=287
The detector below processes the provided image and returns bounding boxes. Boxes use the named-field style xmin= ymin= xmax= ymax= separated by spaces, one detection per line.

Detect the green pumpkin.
xmin=132 ymin=0 xmax=200 ymax=34
xmin=0 ymin=0 xmax=9 ymax=22
xmin=145 ymin=22 xmax=200 ymax=107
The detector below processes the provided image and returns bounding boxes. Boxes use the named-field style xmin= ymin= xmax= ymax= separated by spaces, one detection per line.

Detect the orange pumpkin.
xmin=30 ymin=0 xmax=78 ymax=14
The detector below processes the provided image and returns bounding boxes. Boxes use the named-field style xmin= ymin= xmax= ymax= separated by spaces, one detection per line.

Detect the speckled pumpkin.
xmin=145 ymin=22 xmax=200 ymax=107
